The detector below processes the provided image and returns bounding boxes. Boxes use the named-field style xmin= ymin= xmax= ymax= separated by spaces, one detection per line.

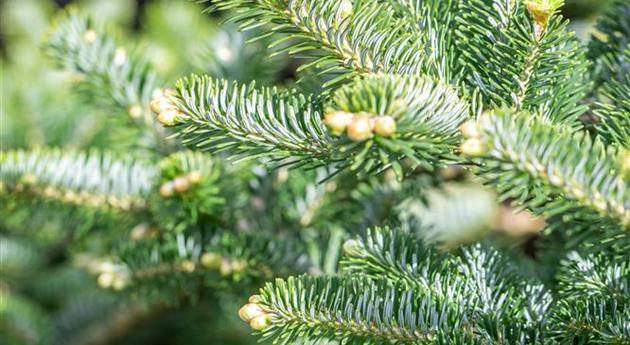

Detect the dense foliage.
xmin=1 ymin=0 xmax=628 ymax=344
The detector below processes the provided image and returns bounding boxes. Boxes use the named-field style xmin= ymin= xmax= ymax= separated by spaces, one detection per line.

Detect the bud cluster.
xmin=159 ymin=171 xmax=203 ymax=198
xmin=201 ymin=252 xmax=248 ymax=277
xmin=239 ymin=295 xmax=275 ymax=331
xmin=95 ymin=261 xmax=132 ymax=291
xmin=324 ymin=111 xmax=397 ymax=142
xmin=150 ymin=89 xmax=189 ymax=126
xmin=10 ymin=178 xmax=144 ymax=211
xmin=459 ymin=120 xmax=488 ymax=157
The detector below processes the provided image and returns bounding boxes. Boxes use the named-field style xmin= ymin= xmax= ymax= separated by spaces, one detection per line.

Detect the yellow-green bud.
xmin=160 ymin=182 xmax=175 ymax=198
xmin=84 ymin=30 xmax=97 ymax=44
xmin=97 ymin=272 xmax=113 ymax=288
xmin=181 ymin=260 xmax=196 ymax=273
xmin=342 ymin=239 xmax=364 ymax=257
xmin=324 ymin=111 xmax=354 ymax=136
xmin=526 ymin=1 xmax=563 ymax=29
xmin=231 ymin=259 xmax=248 ymax=273
xmin=460 ymin=138 xmax=486 ymax=157
xmin=130 ymin=223 xmax=153 ymax=241
xmin=157 ymin=109 xmax=183 ymax=127
xmin=373 ymin=116 xmax=397 ymax=137
xmin=201 ymin=252 xmax=222 ymax=269
xmin=188 ymin=171 xmax=203 ymax=184
xmin=346 ymin=116 xmax=374 ymax=142
xmin=128 ymin=105 xmax=143 ymax=119
xmin=239 ymin=303 xmax=265 ymax=322
xmin=173 ymin=176 xmax=191 ymax=194
xmin=219 ymin=259 xmax=233 ymax=277
xmin=111 ymin=273 xmax=129 ymax=291
xmin=460 ymin=121 xmax=481 ymax=139
xmin=249 ymin=314 xmax=273 ymax=331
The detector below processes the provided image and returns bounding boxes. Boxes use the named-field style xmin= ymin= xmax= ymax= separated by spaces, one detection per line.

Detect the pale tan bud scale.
xmin=97 ymin=272 xmax=114 ymax=288
xmin=347 ymin=116 xmax=374 ymax=142
xmin=157 ymin=109 xmax=183 ymax=127
xmin=130 ymin=223 xmax=151 ymax=241
xmin=84 ymin=30 xmax=97 ymax=44
xmin=324 ymin=111 xmax=354 ymax=136
xmin=460 ymin=121 xmax=481 ymax=139
xmin=373 ymin=116 xmax=396 ymax=137
xmin=239 ymin=303 xmax=265 ymax=322
xmin=460 ymin=138 xmax=487 ymax=157
xmin=250 ymin=314 xmax=273 ymax=331
xmin=160 ymin=182 xmax=175 ymax=198
xmin=173 ymin=176 xmax=191 ymax=193
xmin=188 ymin=171 xmax=203 ymax=184
xmin=181 ymin=260 xmax=196 ymax=273
xmin=128 ymin=105 xmax=143 ymax=119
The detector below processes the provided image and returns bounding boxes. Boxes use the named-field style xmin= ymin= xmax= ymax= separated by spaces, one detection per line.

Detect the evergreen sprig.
xmin=1 ymin=149 xmax=155 ymax=211
xmin=384 ymin=0 xmax=460 ymax=81
xmin=203 ymin=0 xmax=429 ymax=84
xmin=44 ymin=7 xmax=169 ymax=151
xmin=589 ymin=0 xmax=630 ymax=148
xmin=242 ymin=227 xmax=551 ymax=344
xmin=172 ymin=75 xmax=332 ymax=165
xmin=462 ymin=109 xmax=629 ymax=229
xmin=456 ymin=0 xmax=590 ymax=126
xmin=170 ymin=73 xmax=468 ymax=176
xmin=550 ymin=250 xmax=630 ymax=343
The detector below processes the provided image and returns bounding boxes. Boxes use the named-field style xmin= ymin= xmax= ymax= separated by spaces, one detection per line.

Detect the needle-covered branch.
xmin=456 ymin=0 xmax=590 ymax=126
xmin=589 ymin=0 xmax=630 ymax=148
xmin=44 ymin=7 xmax=169 ymax=151
xmin=460 ymin=109 xmax=629 ymax=229
xmin=239 ymin=227 xmax=551 ymax=344
xmin=203 ymin=0 xmax=429 ymax=83
xmin=164 ymin=73 xmax=469 ymax=177
xmin=1 ymin=149 xmax=155 ymax=211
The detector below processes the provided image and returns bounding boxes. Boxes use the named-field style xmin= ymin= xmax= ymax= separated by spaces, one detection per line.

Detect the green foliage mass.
xmin=1 ymin=0 xmax=627 ymax=344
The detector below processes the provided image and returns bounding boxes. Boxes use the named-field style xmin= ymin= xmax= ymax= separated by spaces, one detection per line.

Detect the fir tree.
xmin=1 ymin=0 xmax=628 ymax=344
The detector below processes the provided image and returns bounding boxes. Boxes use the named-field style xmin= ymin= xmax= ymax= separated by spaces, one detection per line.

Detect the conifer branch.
xmin=460 ymin=109 xmax=629 ymax=229
xmin=171 ymin=74 xmax=332 ymax=165
xmin=385 ymin=0 xmax=461 ymax=81
xmin=456 ymin=0 xmax=590 ymax=126
xmin=1 ymin=149 xmax=155 ymax=211
xmin=106 ymin=232 xmax=310 ymax=295
xmin=339 ymin=227 xmax=459 ymax=296
xmin=550 ymin=250 xmax=630 ymax=343
xmin=250 ymin=276 xmax=469 ymax=344
xmin=44 ymin=7 xmax=170 ymax=151
xmin=203 ymin=0 xmax=428 ymax=82
xmin=241 ymin=227 xmax=551 ymax=344
xmin=589 ymin=0 xmax=630 ymax=148
xmin=167 ymin=74 xmax=468 ymax=176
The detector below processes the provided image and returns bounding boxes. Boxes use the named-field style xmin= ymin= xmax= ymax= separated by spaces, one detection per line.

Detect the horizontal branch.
xmin=460 ymin=109 xmax=629 ymax=229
